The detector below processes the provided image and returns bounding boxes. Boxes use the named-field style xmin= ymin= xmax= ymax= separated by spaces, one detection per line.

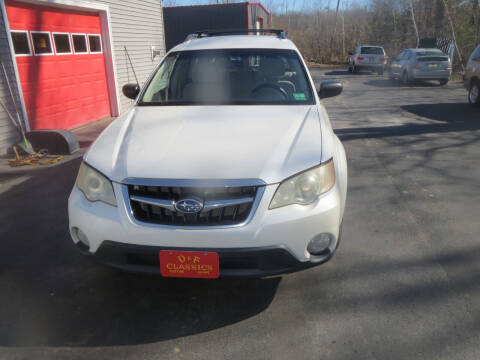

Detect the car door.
xmin=467 ymin=45 xmax=480 ymax=83
xmin=391 ymin=51 xmax=404 ymax=76
xmin=401 ymin=51 xmax=412 ymax=74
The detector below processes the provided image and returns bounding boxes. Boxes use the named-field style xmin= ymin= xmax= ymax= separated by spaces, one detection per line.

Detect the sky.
xmin=162 ymin=0 xmax=369 ymax=13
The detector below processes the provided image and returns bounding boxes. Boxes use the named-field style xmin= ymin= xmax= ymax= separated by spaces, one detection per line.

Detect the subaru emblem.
xmin=175 ymin=198 xmax=204 ymax=214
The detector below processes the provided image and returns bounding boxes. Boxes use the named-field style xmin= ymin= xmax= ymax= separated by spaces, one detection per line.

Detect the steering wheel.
xmin=250 ymin=83 xmax=288 ymax=100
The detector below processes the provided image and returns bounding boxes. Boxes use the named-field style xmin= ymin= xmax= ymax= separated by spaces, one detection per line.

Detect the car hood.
xmin=85 ymin=105 xmax=322 ymax=184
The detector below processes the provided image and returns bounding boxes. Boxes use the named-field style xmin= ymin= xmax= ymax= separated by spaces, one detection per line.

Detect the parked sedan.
xmin=390 ymin=48 xmax=452 ymax=85
xmin=464 ymin=44 xmax=480 ymax=107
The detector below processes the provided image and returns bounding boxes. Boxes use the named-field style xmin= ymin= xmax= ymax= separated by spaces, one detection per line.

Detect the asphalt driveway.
xmin=1 ymin=69 xmax=480 ymax=359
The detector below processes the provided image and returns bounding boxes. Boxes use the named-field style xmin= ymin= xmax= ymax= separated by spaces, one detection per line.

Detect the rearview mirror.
xmin=318 ymin=80 xmax=343 ymax=99
xmin=122 ymin=83 xmax=140 ymax=100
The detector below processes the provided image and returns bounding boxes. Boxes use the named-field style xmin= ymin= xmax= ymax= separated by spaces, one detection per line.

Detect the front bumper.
xmin=69 ymin=182 xmax=343 ymax=277
xmin=76 ymin=240 xmax=338 ymax=278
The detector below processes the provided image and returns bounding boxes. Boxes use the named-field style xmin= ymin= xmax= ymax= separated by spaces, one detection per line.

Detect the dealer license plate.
xmin=159 ymin=250 xmax=220 ymax=279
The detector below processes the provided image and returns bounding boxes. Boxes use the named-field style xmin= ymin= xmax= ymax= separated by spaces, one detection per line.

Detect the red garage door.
xmin=6 ymin=0 xmax=112 ymax=130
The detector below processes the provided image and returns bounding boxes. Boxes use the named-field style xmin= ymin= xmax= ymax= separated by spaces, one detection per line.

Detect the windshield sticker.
xmin=293 ymin=93 xmax=307 ymax=101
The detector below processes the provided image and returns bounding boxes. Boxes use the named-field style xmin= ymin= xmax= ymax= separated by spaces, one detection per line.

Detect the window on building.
xmin=31 ymin=32 xmax=53 ymax=55
xmin=72 ymin=34 xmax=88 ymax=53
xmin=53 ymin=33 xmax=71 ymax=54
xmin=88 ymin=35 xmax=102 ymax=53
xmin=11 ymin=31 xmax=31 ymax=56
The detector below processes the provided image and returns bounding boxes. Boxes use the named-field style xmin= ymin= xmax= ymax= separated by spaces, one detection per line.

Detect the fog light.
xmin=307 ymin=233 xmax=333 ymax=255
xmin=73 ymin=227 xmax=90 ymax=249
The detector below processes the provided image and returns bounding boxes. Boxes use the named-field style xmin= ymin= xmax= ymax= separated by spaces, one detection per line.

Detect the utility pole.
xmin=409 ymin=0 xmax=420 ymax=47
xmin=329 ymin=0 xmax=341 ymax=61
xmin=341 ymin=10 xmax=345 ymax=59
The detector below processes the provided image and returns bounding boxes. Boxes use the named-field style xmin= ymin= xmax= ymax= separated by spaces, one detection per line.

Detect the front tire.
xmin=469 ymin=81 xmax=480 ymax=107
xmin=439 ymin=79 xmax=448 ymax=86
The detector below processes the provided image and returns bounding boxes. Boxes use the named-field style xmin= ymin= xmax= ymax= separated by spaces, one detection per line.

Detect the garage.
xmin=5 ymin=0 xmax=112 ymax=130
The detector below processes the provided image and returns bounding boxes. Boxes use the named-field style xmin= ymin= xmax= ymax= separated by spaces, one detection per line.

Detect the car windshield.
xmin=361 ymin=47 xmax=384 ymax=54
xmin=139 ymin=49 xmax=314 ymax=105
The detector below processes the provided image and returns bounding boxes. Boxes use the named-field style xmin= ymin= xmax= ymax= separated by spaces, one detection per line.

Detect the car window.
xmin=139 ymin=49 xmax=315 ymax=106
xmin=471 ymin=45 xmax=480 ymax=60
xmin=360 ymin=47 xmax=384 ymax=55
xmin=416 ymin=50 xmax=444 ymax=57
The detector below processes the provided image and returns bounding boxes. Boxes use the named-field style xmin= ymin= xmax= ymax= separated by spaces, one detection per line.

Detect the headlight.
xmin=76 ymin=162 xmax=117 ymax=206
xmin=269 ymin=159 xmax=335 ymax=209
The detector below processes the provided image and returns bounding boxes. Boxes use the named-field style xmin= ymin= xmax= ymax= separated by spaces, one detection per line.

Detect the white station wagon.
xmin=68 ymin=30 xmax=348 ymax=278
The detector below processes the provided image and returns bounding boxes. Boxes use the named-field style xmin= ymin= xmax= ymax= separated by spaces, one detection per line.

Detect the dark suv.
xmin=465 ymin=44 xmax=480 ymax=107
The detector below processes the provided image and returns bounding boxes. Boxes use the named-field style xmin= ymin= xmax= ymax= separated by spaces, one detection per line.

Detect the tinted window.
xmin=417 ymin=56 xmax=449 ymax=62
xmin=88 ymin=35 xmax=102 ymax=53
xmin=361 ymin=47 xmax=384 ymax=55
xmin=72 ymin=34 xmax=87 ymax=53
xmin=416 ymin=50 xmax=445 ymax=57
xmin=31 ymin=32 xmax=52 ymax=55
xmin=11 ymin=32 xmax=30 ymax=55
xmin=53 ymin=33 xmax=71 ymax=54
xmin=140 ymin=49 xmax=314 ymax=106
xmin=472 ymin=45 xmax=480 ymax=60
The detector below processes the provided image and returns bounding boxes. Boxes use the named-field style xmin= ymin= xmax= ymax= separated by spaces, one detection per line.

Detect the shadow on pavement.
xmin=0 ymin=158 xmax=280 ymax=347
xmin=336 ymin=103 xmax=480 ymax=141
xmin=364 ymin=79 xmax=443 ymax=88
xmin=324 ymin=70 xmax=351 ymax=75
xmin=402 ymin=103 xmax=476 ymax=122
xmin=363 ymin=79 xmax=401 ymax=87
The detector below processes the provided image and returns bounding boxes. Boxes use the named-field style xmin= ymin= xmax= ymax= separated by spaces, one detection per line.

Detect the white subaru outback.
xmin=68 ymin=30 xmax=348 ymax=278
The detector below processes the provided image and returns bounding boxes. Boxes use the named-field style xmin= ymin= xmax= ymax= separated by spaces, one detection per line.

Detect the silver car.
xmin=348 ymin=45 xmax=387 ymax=75
xmin=390 ymin=48 xmax=452 ymax=85
xmin=464 ymin=44 xmax=480 ymax=107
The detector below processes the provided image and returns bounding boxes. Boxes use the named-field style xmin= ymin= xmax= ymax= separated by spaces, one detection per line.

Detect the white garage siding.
xmin=0 ymin=0 xmax=165 ymax=154
xmin=0 ymin=6 xmax=21 ymax=154
xmin=100 ymin=0 xmax=166 ymax=113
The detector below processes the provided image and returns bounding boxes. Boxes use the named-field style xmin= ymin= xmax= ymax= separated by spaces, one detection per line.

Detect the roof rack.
xmin=185 ymin=29 xmax=287 ymax=41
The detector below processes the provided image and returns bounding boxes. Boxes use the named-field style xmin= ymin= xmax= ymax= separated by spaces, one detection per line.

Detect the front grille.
xmin=126 ymin=183 xmax=262 ymax=227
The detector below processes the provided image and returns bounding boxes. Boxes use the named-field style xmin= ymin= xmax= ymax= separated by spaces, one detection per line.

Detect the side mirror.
xmin=122 ymin=83 xmax=140 ymax=100
xmin=318 ymin=80 xmax=343 ymax=99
